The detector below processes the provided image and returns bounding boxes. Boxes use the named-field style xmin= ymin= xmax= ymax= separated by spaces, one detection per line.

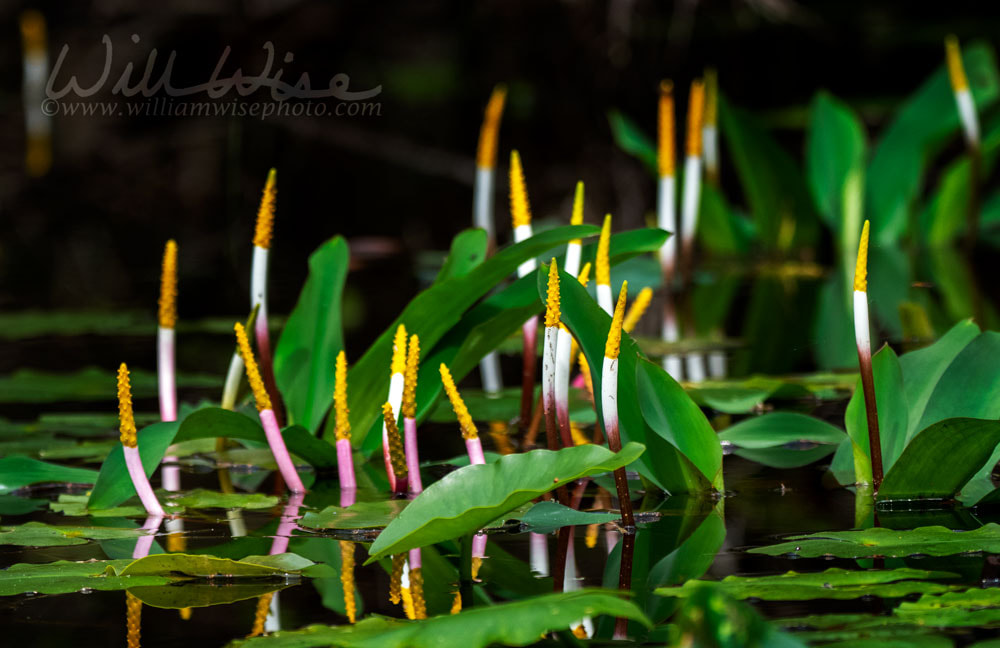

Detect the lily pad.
xmin=0 ymin=559 xmax=170 ymax=596
xmin=751 ymin=524 xmax=1000 ymax=558
xmin=226 ymin=589 xmax=651 ymax=648
xmin=366 ymin=443 xmax=644 ymax=562
xmin=129 ymin=582 xmax=292 ymax=609
xmin=0 ymin=521 xmax=145 ymax=547
xmin=654 ymin=568 xmax=959 ymax=601
xmin=510 ymin=501 xmax=620 ymax=534
xmin=300 ymin=500 xmax=410 ymax=530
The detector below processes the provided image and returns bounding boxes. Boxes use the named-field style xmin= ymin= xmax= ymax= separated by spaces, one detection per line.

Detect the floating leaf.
xmin=120 ymin=552 xmax=312 ymax=578
xmin=274 ymin=236 xmax=349 ymax=433
xmin=0 ymin=521 xmax=144 ymax=547
xmin=0 ymin=456 xmax=98 ymax=494
xmin=366 ymin=443 xmax=644 ymax=562
xmin=510 ymin=501 xmax=619 ymax=535
xmin=751 ymin=523 xmax=1000 ymax=558
xmin=300 ymin=500 xmax=410 ymax=530
xmin=655 ymin=568 xmax=958 ymax=601
xmin=226 ymin=589 xmax=651 ymax=648
xmin=168 ymin=489 xmax=280 ymax=510
xmin=0 ymin=559 xmax=169 ymax=596
xmin=719 ymin=412 xmax=845 ymax=449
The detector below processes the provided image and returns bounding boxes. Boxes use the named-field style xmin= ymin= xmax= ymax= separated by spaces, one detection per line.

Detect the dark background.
xmin=1 ymin=1 xmax=996 ymax=351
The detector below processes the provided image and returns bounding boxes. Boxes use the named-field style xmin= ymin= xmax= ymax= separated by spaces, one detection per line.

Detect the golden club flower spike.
xmin=382 ymin=324 xmax=408 ymax=494
xmin=623 ymin=287 xmax=654 ymax=334
xmin=118 ymin=363 xmax=164 ymax=517
xmin=509 ymin=150 xmax=539 ymax=433
xmin=381 ymin=402 xmax=408 ymax=489
xmin=595 ymin=214 xmax=613 ymax=314
xmin=853 ymin=220 xmax=882 ymax=490
xmin=476 ymin=84 xmax=507 ymax=170
xmin=657 ymin=80 xmax=679 ymax=281
xmin=334 ymin=350 xmax=356 ymax=490
xmin=565 ymin=181 xmax=586 ymax=276
xmin=253 ymin=169 xmax=277 ymax=250
xmin=402 ymin=333 xmax=423 ymax=493
xmin=657 ymin=81 xmax=675 ymax=179
xmin=543 ymin=260 xmax=572 ymax=450
xmin=703 ymin=68 xmax=720 ymax=184
xmin=234 ymin=322 xmax=305 ymax=493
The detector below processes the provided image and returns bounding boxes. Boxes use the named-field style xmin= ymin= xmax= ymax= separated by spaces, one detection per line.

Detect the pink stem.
xmin=404 ymin=417 xmax=422 ymax=494
xmin=259 ymin=408 xmax=306 ymax=493
xmin=132 ymin=515 xmax=163 ymax=559
xmin=465 ymin=436 xmax=486 ymax=466
xmin=340 ymin=487 xmax=356 ymax=508
xmin=408 ymin=547 xmax=422 ymax=570
xmin=472 ymin=532 xmax=488 ymax=562
xmin=571 ymin=374 xmax=585 ymax=389
xmin=336 ymin=438 xmax=356 ymax=490
xmin=269 ymin=492 xmax=304 ymax=555
xmin=124 ymin=445 xmax=165 ymax=517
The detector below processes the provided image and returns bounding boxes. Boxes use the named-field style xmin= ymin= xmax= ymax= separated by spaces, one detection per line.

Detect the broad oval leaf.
xmin=0 ymin=559 xmax=168 ymax=596
xmin=750 ymin=523 xmax=1000 ymax=559
xmin=274 ymin=236 xmax=349 ymax=433
xmin=366 ymin=442 xmax=644 ymax=562
xmin=878 ymin=418 xmax=1000 ymax=502
xmin=720 ymin=412 xmax=845 ymax=449
xmin=636 ymin=358 xmax=723 ymax=489
xmin=226 ymin=589 xmax=651 ymax=648
xmin=549 ymin=267 xmax=711 ymax=494
xmin=806 ymin=91 xmax=866 ymax=232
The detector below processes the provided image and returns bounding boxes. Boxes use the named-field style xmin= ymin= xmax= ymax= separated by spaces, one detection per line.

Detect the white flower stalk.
xmin=595 ymin=215 xmax=614 ymax=314
xmin=600 ymin=283 xmax=635 ymax=529
xmin=382 ymin=325 xmax=407 ymax=492
xmin=221 ymin=351 xmax=245 ymax=411
xmin=269 ymin=492 xmax=304 ymax=556
xmin=661 ymin=289 xmax=683 ymax=379
xmin=19 ymin=11 xmax=50 ymax=177
xmin=703 ymin=68 xmax=720 ymax=185
xmin=473 ymin=85 xmax=507 ymax=248
xmin=251 ymin=168 xmax=284 ymax=424
xmin=656 ymin=81 xmax=678 ymax=281
xmin=853 ymin=220 xmax=883 ymax=490
xmin=475 ymin=86 xmax=507 ymax=397
xmin=234 ymin=322 xmax=305 ymax=493
xmin=565 ymin=181 xmax=585 ymax=277
xmin=382 ymin=402 xmax=409 ymax=495
xmin=117 ymin=364 xmax=165 ymax=518
xmin=157 ymin=240 xmax=181 ymax=493
xmin=685 ymin=350 xmax=707 ymax=383
xmin=440 ymin=363 xmax=488 ymax=572
xmin=543 ymin=261 xmax=573 ymax=449
xmin=333 ymin=350 xmax=356 ymax=492
xmin=708 ymin=347 xmax=728 ymax=379
xmin=529 ymin=532 xmax=549 ymax=576
xmin=510 ymin=150 xmax=540 ymax=428
xmin=946 ymin=36 xmax=980 ymax=149
xmin=401 ymin=334 xmax=423 ymax=494
xmin=680 ymin=79 xmax=705 ymax=272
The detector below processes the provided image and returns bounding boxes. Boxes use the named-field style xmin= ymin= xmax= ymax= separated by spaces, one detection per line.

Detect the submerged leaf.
xmin=300 ymin=499 xmax=410 ymax=530
xmin=366 ymin=443 xmax=644 ymax=562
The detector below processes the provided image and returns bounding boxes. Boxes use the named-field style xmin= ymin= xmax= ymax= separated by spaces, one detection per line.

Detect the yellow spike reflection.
xmin=340 ymin=541 xmax=356 ymax=623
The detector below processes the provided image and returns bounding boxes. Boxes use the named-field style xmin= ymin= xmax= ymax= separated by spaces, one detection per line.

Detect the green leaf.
xmin=0 ymin=559 xmax=169 ymax=596
xmin=300 ymin=499 xmax=410 ymax=530
xmin=129 ymin=582 xmax=291 ymax=610
xmin=897 ymin=588 xmax=1000 ymax=628
xmin=898 ymin=320 xmax=980 ymax=444
xmin=120 ymin=552 xmax=311 ymax=578
xmin=0 ymin=521 xmax=144 ymax=547
xmin=878 ymin=418 xmax=1000 ymax=502
xmin=511 ymin=501 xmax=619 ymax=534
xmin=434 ymin=228 xmax=488 ymax=283
xmin=806 ymin=91 xmax=866 ymax=238
xmin=274 ymin=236 xmax=349 ymax=433
xmin=843 ymin=345 xmax=907 ymax=483
xmin=225 ymin=589 xmax=651 ymax=648
xmin=750 ymin=523 xmax=1000 ymax=558
xmin=607 ymin=109 xmax=657 ymax=174
xmin=366 ymin=443 xmax=644 ymax=562
xmin=720 ymin=95 xmax=818 ymax=250
xmin=330 ymin=224 xmax=599 ymax=451
xmin=551 ymin=267 xmax=710 ymax=493
xmin=87 ymin=420 xmax=179 ymax=510
xmin=867 ymin=41 xmax=1000 ymax=244
xmin=655 ymin=568 xmax=958 ymax=601
xmin=635 ymin=358 xmax=724 ymax=490
xmin=914 ymin=331 xmax=1000 ymax=433
xmin=669 ymin=582 xmax=808 ymax=648
xmin=0 ymin=456 xmax=98 ymax=494
xmin=719 ymin=412 xmax=845 ymax=449
xmin=734 ymin=445 xmax=838 ymax=469
xmin=168 ymin=489 xmax=280 ymax=510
